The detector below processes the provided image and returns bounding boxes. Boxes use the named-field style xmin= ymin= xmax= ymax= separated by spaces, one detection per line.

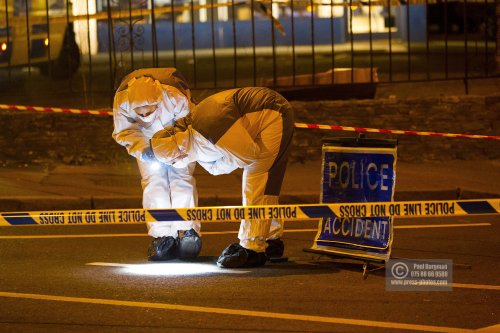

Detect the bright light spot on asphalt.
xmin=87 ymin=262 xmax=248 ymax=276
xmin=123 ymin=263 xmax=223 ymax=276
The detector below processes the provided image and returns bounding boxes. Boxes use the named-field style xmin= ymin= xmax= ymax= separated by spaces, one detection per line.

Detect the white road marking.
xmin=395 ymin=223 xmax=492 ymax=229
xmin=452 ymin=283 xmax=500 ymax=291
xmin=0 ymin=291 xmax=477 ymax=332
xmin=475 ymin=324 xmax=500 ymax=332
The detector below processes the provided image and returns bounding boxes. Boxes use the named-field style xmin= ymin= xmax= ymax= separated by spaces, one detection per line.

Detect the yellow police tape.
xmin=0 ymin=199 xmax=498 ymax=226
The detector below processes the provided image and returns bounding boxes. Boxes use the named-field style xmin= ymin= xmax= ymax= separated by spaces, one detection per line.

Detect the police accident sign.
xmin=0 ymin=199 xmax=498 ymax=226
xmin=312 ymin=144 xmax=398 ymax=261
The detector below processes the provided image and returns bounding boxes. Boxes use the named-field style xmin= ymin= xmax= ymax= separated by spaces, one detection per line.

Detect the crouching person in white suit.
xmin=112 ymin=68 xmax=201 ymax=261
xmin=150 ymin=87 xmax=294 ymax=268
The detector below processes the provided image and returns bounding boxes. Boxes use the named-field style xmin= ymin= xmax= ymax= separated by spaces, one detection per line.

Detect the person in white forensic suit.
xmin=150 ymin=87 xmax=294 ymax=268
xmin=112 ymin=68 xmax=202 ymax=261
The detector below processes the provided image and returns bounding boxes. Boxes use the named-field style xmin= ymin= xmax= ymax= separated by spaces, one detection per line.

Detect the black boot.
xmin=265 ymin=238 xmax=284 ymax=259
xmin=217 ymin=243 xmax=267 ymax=268
xmin=178 ymin=229 xmax=202 ymax=260
xmin=147 ymin=236 xmax=179 ymax=261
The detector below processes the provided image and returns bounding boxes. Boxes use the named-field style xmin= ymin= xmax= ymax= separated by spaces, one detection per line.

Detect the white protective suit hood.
xmin=151 ymin=127 xmax=194 ymax=168
xmin=125 ymin=77 xmax=193 ymax=129
xmin=127 ymin=77 xmax=163 ymax=128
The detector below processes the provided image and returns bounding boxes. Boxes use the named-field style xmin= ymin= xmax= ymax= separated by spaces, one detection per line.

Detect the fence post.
xmin=496 ymin=1 xmax=500 ymax=73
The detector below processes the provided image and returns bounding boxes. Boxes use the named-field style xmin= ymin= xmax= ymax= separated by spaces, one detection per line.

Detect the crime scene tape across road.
xmin=1 ymin=104 xmax=499 ymax=141
xmin=0 ymin=199 xmax=498 ymax=226
xmin=294 ymin=123 xmax=500 ymax=141
xmin=0 ymin=104 xmax=113 ymax=116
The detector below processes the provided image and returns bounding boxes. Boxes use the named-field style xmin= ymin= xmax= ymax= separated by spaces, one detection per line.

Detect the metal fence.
xmin=0 ymin=0 xmax=498 ymax=107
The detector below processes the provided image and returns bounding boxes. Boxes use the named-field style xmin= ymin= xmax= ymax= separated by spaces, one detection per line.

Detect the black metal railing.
xmin=0 ymin=0 xmax=497 ymax=107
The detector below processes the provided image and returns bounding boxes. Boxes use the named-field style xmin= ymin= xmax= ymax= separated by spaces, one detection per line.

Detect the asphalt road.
xmin=1 ymin=215 xmax=499 ymax=333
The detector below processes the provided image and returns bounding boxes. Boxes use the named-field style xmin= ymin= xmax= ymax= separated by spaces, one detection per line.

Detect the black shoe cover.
xmin=217 ymin=243 xmax=267 ymax=268
xmin=148 ymin=236 xmax=178 ymax=261
xmin=265 ymin=238 xmax=285 ymax=259
xmin=178 ymin=229 xmax=202 ymax=260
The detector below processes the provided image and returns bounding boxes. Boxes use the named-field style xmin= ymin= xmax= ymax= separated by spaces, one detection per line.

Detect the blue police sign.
xmin=311 ymin=139 xmax=397 ymax=261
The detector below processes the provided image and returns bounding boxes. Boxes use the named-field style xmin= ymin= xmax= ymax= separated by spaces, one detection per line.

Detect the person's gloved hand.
xmin=141 ymin=146 xmax=157 ymax=163
xmin=174 ymin=114 xmax=192 ymax=132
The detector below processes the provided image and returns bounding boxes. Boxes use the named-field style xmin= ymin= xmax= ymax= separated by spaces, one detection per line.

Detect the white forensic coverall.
xmin=112 ymin=68 xmax=200 ymax=238
xmin=152 ymin=87 xmax=294 ymax=253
